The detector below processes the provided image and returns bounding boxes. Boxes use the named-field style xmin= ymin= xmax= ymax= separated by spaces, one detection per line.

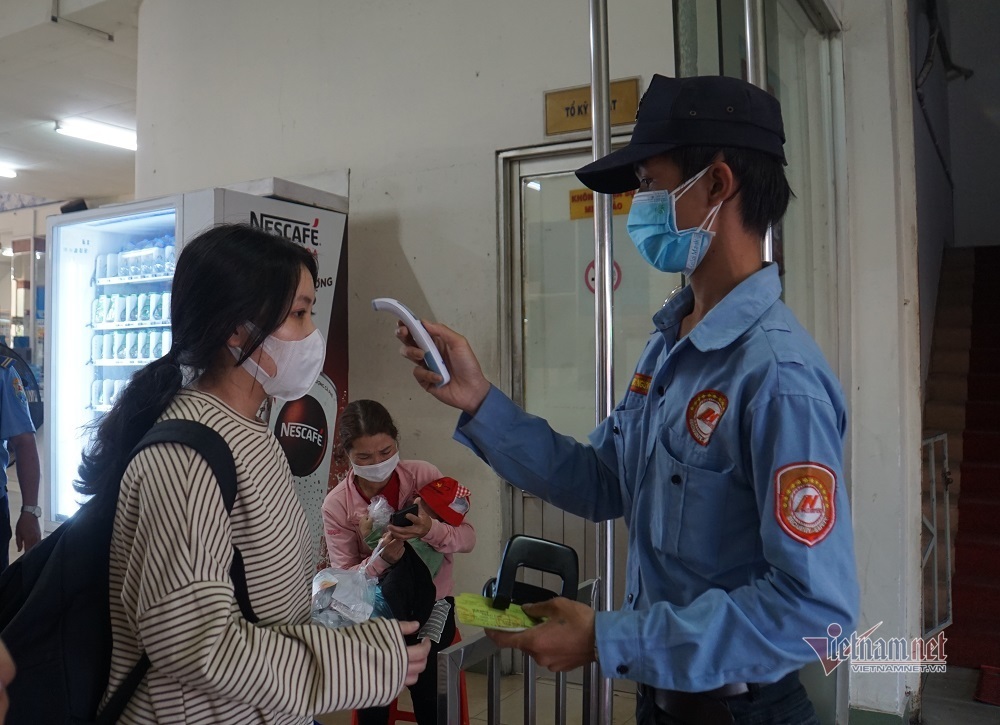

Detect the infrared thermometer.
xmin=372 ymin=297 xmax=451 ymax=387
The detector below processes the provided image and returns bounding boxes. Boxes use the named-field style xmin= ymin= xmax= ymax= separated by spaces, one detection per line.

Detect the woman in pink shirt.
xmin=322 ymin=399 xmax=475 ymax=725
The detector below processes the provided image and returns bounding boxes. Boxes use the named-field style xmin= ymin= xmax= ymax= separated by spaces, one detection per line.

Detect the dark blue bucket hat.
xmin=576 ymin=74 xmax=786 ymax=194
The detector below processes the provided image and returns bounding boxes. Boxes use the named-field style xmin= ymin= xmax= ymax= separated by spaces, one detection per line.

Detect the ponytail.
xmin=75 ymin=352 xmax=183 ymax=497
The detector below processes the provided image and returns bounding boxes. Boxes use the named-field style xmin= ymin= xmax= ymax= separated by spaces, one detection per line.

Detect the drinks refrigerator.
xmin=45 ymin=178 xmax=350 ymax=565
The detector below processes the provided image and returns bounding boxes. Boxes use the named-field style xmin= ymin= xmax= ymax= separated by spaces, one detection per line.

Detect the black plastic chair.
xmin=482 ymin=535 xmax=579 ymax=610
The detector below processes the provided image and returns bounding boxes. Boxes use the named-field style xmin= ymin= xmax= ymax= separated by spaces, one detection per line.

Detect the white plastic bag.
xmin=311 ymin=568 xmax=376 ymax=629
xmin=368 ymin=494 xmax=393 ymax=529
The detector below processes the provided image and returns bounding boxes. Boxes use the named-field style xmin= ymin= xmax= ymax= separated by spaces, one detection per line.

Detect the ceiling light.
xmin=1 ymin=249 xmax=12 ymax=257
xmin=0 ymin=168 xmax=16 ymax=179
xmin=526 ymin=181 xmax=541 ymax=190
xmin=55 ymin=118 xmax=137 ymax=151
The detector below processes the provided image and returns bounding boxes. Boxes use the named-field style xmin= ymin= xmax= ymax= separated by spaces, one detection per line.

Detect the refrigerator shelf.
xmin=91 ymin=358 xmax=151 ymax=367
xmin=96 ymin=274 xmax=173 ymax=286
xmin=92 ymin=322 xmax=171 ymax=331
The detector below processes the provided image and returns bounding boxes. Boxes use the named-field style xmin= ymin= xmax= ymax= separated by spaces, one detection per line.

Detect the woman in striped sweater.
xmin=77 ymin=224 xmax=428 ymax=724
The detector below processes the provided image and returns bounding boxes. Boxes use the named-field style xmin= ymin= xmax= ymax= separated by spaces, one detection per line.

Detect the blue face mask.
xmin=626 ymin=166 xmax=723 ymax=275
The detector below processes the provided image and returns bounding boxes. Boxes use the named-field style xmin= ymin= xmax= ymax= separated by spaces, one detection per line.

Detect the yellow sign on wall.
xmin=569 ymin=188 xmax=635 ymax=221
xmin=545 ymin=78 xmax=640 ymax=136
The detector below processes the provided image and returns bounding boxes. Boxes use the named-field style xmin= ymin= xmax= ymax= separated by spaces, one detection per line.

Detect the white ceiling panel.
xmin=0 ymin=0 xmax=138 ymax=204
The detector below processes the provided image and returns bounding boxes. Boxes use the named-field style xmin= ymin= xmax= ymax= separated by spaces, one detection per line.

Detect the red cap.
xmin=417 ymin=477 xmax=471 ymax=526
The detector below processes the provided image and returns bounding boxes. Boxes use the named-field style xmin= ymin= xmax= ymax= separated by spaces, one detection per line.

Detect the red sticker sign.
xmin=584 ymin=260 xmax=622 ymax=293
xmin=775 ymin=462 xmax=836 ymax=546
xmin=686 ymin=389 xmax=728 ymax=446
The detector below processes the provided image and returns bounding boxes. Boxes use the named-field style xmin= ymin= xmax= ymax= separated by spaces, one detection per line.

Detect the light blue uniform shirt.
xmin=0 ymin=359 xmax=36 ymax=492
xmin=455 ymin=264 xmax=858 ymax=692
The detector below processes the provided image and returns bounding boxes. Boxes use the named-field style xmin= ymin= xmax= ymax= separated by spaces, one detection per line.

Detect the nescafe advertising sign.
xmin=275 ymin=395 xmax=328 ymax=477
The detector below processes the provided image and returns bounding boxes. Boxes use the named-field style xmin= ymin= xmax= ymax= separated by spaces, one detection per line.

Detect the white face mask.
xmin=351 ymin=451 xmax=400 ymax=484
xmin=231 ymin=327 xmax=326 ymax=401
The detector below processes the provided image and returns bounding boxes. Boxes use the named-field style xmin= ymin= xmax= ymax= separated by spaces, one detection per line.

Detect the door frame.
xmin=496 ymin=137 xmax=631 ymax=409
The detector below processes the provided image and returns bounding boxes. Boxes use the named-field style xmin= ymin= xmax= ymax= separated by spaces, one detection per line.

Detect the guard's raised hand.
xmin=396 ymin=320 xmax=491 ymax=415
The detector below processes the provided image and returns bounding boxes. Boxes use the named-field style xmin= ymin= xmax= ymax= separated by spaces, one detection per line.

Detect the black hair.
xmin=666 ymin=146 xmax=793 ymax=238
xmin=76 ymin=223 xmax=318 ymax=498
xmin=337 ymin=400 xmax=399 ymax=459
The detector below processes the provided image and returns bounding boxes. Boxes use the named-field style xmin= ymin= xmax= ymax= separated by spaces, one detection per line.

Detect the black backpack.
xmin=0 ymin=420 xmax=258 ymax=724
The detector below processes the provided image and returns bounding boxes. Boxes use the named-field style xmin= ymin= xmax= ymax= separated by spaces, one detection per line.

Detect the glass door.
xmin=500 ymin=142 xmax=683 ymax=691
xmin=674 ymin=0 xmax=842 ymax=368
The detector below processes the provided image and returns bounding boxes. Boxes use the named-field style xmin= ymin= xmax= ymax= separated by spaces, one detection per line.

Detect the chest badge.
xmin=775 ymin=462 xmax=836 ymax=546
xmin=686 ymin=389 xmax=728 ymax=446
xmin=630 ymin=373 xmax=652 ymax=396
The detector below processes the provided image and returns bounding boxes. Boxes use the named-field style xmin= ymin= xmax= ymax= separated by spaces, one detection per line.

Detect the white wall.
xmin=0 ymin=0 xmax=51 ymax=38
xmin=948 ymin=0 xmax=1000 ymax=247
xmin=135 ymin=0 xmax=675 ymax=614
xmin=909 ymin=0 xmax=953 ymax=390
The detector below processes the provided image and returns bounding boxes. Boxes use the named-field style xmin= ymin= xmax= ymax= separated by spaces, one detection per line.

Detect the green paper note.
xmin=454 ymin=593 xmax=542 ymax=632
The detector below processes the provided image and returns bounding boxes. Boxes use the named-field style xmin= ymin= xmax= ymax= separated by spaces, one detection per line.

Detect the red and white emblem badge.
xmin=686 ymin=389 xmax=728 ymax=446
xmin=775 ymin=462 xmax=836 ymax=546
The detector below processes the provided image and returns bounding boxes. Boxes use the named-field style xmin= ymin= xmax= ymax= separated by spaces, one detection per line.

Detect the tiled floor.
xmin=316 ymin=673 xmax=637 ymax=724
xmin=921 ymin=667 xmax=1000 ymax=724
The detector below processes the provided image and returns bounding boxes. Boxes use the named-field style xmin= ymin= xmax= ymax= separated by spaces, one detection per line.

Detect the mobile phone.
xmin=391 ymin=504 xmax=419 ymax=527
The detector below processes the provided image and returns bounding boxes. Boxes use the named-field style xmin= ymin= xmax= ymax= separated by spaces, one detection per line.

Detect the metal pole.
xmin=743 ymin=0 xmax=774 ymax=263
xmin=588 ymin=0 xmax=615 ymax=723
xmin=523 ymin=653 xmax=537 ymax=725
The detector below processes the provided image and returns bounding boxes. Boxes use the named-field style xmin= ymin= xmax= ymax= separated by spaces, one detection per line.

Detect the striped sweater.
xmin=104 ymin=388 xmax=406 ymax=724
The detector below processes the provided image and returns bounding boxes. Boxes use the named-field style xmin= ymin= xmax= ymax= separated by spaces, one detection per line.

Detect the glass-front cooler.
xmin=47 ymin=200 xmax=180 ymax=521
xmin=45 ymin=179 xmax=350 ymax=565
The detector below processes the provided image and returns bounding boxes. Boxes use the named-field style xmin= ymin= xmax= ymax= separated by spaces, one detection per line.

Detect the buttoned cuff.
xmin=594 ymin=609 xmax=644 ymax=682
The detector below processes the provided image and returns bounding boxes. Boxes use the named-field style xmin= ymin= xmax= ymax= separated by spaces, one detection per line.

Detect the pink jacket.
xmin=322 ymin=459 xmax=476 ymax=600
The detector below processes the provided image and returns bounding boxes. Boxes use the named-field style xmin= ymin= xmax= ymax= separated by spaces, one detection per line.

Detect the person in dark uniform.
xmin=0 ymin=354 xmax=40 ymax=572
xmin=396 ymin=75 xmax=859 ymax=725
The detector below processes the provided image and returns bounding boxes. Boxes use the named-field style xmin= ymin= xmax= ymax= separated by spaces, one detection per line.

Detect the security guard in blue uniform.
xmin=398 ymin=75 xmax=859 ymax=724
xmin=0 ymin=354 xmax=41 ymax=571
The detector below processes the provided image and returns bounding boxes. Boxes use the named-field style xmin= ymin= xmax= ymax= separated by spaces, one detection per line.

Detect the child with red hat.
xmin=360 ymin=477 xmax=471 ymax=578
xmin=417 ymin=477 xmax=471 ymax=526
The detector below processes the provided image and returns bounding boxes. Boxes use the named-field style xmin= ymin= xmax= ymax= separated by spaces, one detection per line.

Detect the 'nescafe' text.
xmin=250 ymin=211 xmax=320 ymax=246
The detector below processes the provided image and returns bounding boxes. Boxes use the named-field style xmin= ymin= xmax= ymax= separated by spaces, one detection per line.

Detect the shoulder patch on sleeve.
xmin=775 ymin=462 xmax=836 ymax=546
xmin=10 ymin=371 xmax=26 ymax=405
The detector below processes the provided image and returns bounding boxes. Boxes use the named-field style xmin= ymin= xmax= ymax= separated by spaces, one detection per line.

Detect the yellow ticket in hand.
xmin=454 ymin=593 xmax=542 ymax=632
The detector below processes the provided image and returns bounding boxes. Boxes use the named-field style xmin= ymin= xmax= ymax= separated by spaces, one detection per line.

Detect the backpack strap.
xmin=97 ymin=420 xmax=259 ymax=725
xmin=127 ymin=419 xmax=258 ymax=622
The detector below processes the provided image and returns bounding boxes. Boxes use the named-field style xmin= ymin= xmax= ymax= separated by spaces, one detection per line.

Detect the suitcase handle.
xmin=487 ymin=535 xmax=578 ymax=610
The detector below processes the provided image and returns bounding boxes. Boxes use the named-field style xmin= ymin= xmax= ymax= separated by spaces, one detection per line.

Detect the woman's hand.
xmin=386 ymin=497 xmax=432 ymax=541
xmin=358 ymin=515 xmax=374 ymax=538
xmin=396 ymin=321 xmax=491 ymax=416
xmin=397 ymin=622 xmax=431 ymax=687
xmin=377 ymin=532 xmax=406 ymax=565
